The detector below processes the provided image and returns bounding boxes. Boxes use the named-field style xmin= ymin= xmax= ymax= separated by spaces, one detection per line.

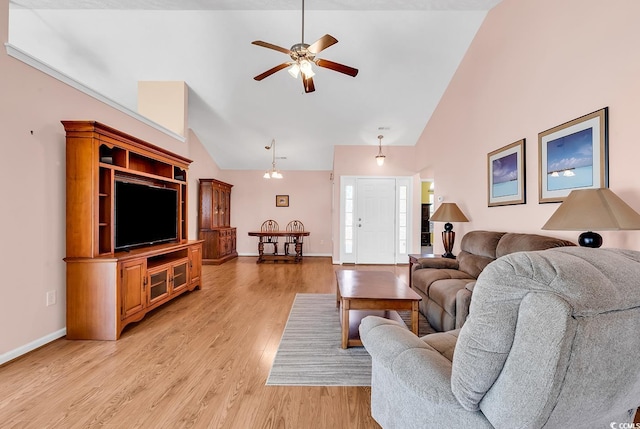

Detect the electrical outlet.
xmin=46 ymin=290 xmax=57 ymax=307
xmin=320 ymin=239 xmax=324 ymax=245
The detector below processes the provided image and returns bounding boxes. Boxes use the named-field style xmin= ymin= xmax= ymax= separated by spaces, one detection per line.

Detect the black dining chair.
xmin=260 ymin=219 xmax=279 ymax=254
xmin=284 ymin=220 xmax=304 ymax=257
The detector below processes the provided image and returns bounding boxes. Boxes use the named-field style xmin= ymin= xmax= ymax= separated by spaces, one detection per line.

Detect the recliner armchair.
xmin=361 ymin=247 xmax=640 ymax=428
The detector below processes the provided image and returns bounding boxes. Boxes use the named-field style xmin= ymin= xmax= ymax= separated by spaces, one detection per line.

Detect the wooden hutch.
xmin=198 ymin=179 xmax=238 ymax=264
xmin=63 ymin=121 xmax=203 ymax=340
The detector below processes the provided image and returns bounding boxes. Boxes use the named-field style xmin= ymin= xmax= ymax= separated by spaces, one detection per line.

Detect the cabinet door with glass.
xmin=171 ymin=259 xmax=189 ymax=294
xmin=147 ymin=266 xmax=171 ymax=306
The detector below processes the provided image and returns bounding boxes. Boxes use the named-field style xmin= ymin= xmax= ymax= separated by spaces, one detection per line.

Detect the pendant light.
xmin=263 ymin=139 xmax=283 ymax=179
xmin=375 ymin=135 xmax=386 ymax=166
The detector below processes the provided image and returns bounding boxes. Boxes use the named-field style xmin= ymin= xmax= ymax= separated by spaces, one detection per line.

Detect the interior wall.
xmin=215 ymin=169 xmax=334 ymax=257
xmin=415 ymin=0 xmax=640 ymax=254
xmin=331 ymin=145 xmax=422 ymax=262
xmin=138 ymin=81 xmax=189 ymax=137
xmin=0 ymin=0 xmax=220 ymax=361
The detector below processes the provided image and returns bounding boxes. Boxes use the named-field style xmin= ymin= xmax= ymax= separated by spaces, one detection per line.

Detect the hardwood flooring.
xmin=0 ymin=257 xmax=410 ymax=429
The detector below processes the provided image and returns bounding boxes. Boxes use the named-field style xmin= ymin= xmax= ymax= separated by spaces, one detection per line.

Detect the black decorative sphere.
xmin=444 ymin=222 xmax=453 ymax=232
xmin=578 ymin=231 xmax=603 ymax=248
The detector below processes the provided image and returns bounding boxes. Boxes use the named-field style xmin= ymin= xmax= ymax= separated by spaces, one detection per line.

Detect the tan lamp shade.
xmin=542 ymin=188 xmax=640 ymax=231
xmin=430 ymin=203 xmax=470 ymax=223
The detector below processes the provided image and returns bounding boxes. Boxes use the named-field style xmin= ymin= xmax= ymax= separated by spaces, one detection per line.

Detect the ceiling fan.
xmin=251 ymin=0 xmax=359 ymax=93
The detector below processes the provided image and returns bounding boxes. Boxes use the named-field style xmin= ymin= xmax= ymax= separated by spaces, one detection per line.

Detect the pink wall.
xmin=217 ymin=170 xmax=333 ymax=256
xmin=331 ymin=145 xmax=423 ymax=260
xmin=0 ymin=0 xmax=220 ymax=360
xmin=415 ymin=0 xmax=640 ymax=254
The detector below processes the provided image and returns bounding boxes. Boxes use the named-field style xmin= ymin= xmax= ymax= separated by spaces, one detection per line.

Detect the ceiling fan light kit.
xmin=251 ymin=0 xmax=358 ymax=93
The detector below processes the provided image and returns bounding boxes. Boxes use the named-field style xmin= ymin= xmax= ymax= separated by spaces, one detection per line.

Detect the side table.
xmin=408 ymin=253 xmax=442 ymax=289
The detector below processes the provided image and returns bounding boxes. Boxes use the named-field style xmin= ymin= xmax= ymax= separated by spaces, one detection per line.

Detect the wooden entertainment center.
xmin=63 ymin=121 xmax=203 ymax=340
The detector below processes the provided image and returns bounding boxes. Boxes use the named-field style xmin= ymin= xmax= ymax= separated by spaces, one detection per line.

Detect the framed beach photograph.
xmin=538 ymin=107 xmax=608 ymax=203
xmin=487 ymin=139 xmax=526 ymax=207
xmin=276 ymin=194 xmax=289 ymax=207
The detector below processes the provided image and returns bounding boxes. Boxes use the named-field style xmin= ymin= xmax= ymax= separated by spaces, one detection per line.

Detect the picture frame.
xmin=538 ymin=107 xmax=608 ymax=203
xmin=487 ymin=139 xmax=526 ymax=207
xmin=276 ymin=195 xmax=289 ymax=207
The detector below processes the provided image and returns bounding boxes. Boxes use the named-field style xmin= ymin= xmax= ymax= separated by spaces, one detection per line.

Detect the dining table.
xmin=247 ymin=230 xmax=310 ymax=263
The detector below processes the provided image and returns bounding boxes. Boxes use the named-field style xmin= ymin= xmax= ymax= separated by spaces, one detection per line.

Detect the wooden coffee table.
xmin=336 ymin=270 xmax=422 ymax=349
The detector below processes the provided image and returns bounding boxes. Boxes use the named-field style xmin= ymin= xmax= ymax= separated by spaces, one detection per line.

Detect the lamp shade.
xmin=430 ymin=203 xmax=470 ymax=223
xmin=542 ymin=188 xmax=640 ymax=231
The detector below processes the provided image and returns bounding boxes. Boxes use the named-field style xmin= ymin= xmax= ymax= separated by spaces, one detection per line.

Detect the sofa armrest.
xmin=455 ymin=281 xmax=476 ymax=329
xmin=415 ymin=257 xmax=460 ymax=271
xmin=360 ymin=316 xmax=460 ymax=405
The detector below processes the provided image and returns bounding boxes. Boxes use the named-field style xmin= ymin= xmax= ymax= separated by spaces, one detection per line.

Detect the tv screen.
xmin=115 ymin=181 xmax=178 ymax=250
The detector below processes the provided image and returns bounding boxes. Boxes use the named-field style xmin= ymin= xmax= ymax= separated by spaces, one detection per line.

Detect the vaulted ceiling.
xmin=8 ymin=0 xmax=501 ymax=170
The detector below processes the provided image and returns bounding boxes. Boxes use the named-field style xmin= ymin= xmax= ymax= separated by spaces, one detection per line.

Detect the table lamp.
xmin=430 ymin=202 xmax=469 ymax=258
xmin=542 ymin=188 xmax=640 ymax=247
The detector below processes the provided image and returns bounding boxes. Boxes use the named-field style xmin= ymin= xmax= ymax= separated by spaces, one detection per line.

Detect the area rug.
xmin=266 ymin=293 xmax=433 ymax=386
xmin=266 ymin=293 xmax=372 ymax=386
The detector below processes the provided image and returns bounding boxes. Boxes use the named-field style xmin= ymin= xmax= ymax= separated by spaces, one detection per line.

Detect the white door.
xmin=356 ymin=178 xmax=396 ymax=264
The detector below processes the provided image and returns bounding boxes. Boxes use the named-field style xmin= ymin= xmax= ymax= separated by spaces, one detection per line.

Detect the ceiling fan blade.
xmin=303 ymin=76 xmax=315 ymax=93
xmin=251 ymin=40 xmax=291 ymax=55
xmin=307 ymin=34 xmax=338 ymax=55
xmin=315 ymin=59 xmax=359 ymax=77
xmin=254 ymin=63 xmax=290 ymax=81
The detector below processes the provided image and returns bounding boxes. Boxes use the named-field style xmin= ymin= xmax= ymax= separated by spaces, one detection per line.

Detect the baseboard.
xmin=0 ymin=328 xmax=66 ymax=366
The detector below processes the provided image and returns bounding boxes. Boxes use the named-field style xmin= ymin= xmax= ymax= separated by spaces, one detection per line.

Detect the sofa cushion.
xmin=429 ymin=279 xmax=472 ymax=319
xmin=456 ymin=251 xmax=495 ymax=279
xmin=412 ymin=268 xmax=475 ymax=296
xmin=457 ymin=231 xmax=506 ymax=277
xmin=460 ymin=231 xmax=506 ymax=259
xmin=495 ymin=232 xmax=575 ymax=258
xmin=422 ymin=329 xmax=460 ymax=362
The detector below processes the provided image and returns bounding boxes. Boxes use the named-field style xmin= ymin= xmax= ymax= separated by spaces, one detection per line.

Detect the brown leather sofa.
xmin=412 ymin=230 xmax=575 ymax=332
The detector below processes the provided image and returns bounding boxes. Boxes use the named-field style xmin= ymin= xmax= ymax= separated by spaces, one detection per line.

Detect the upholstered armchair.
xmin=361 ymin=247 xmax=640 ymax=428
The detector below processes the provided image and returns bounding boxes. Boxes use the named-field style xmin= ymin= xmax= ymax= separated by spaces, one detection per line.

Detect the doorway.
xmin=339 ymin=176 xmax=412 ymax=264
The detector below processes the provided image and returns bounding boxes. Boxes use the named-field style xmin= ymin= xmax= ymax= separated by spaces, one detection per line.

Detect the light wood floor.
xmin=0 ymin=257 xmax=411 ymax=429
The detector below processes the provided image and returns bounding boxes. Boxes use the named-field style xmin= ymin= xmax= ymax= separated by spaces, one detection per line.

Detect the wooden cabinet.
xmin=147 ymin=256 xmax=188 ymax=305
xmin=121 ymin=259 xmax=146 ymax=319
xmin=199 ymin=179 xmax=238 ymax=264
xmin=189 ymin=245 xmax=202 ymax=289
xmin=63 ymin=121 xmax=204 ymax=340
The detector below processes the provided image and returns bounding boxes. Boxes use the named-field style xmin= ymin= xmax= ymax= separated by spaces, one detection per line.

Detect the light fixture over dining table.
xmin=263 ymin=139 xmax=283 ymax=179
xmin=376 ymin=135 xmax=386 ymax=166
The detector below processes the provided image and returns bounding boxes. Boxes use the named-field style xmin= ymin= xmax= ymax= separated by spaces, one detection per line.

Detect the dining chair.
xmin=284 ymin=220 xmax=304 ymax=257
xmin=260 ymin=219 xmax=279 ymax=254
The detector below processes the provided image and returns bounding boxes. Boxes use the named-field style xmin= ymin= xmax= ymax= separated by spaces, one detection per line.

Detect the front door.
xmin=356 ymin=178 xmax=396 ymax=264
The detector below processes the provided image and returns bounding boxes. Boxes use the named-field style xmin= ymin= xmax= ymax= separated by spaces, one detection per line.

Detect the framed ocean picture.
xmin=488 ymin=139 xmax=526 ymax=207
xmin=538 ymin=107 xmax=608 ymax=203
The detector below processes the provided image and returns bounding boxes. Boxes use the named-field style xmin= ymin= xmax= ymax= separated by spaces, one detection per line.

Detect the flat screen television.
xmin=115 ymin=181 xmax=178 ymax=251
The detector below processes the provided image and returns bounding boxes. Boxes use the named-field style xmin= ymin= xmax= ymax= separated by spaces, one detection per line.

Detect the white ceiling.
xmin=8 ymin=0 xmax=501 ymax=171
